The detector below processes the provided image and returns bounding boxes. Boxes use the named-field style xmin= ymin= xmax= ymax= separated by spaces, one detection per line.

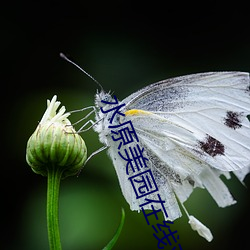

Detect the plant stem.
xmin=47 ymin=165 xmax=63 ymax=250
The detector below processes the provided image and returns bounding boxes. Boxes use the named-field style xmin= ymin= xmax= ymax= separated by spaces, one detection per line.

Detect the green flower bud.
xmin=26 ymin=95 xmax=87 ymax=178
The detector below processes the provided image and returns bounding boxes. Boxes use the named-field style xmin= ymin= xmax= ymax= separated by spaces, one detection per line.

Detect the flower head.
xmin=26 ymin=95 xmax=87 ymax=178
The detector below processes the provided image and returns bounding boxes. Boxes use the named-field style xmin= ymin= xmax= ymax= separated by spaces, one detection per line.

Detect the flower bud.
xmin=26 ymin=95 xmax=87 ymax=178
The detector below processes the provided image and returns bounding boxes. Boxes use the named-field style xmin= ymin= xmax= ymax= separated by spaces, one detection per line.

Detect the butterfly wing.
xmin=122 ymin=72 xmax=250 ymax=173
xmin=117 ymin=72 xmax=250 ymax=219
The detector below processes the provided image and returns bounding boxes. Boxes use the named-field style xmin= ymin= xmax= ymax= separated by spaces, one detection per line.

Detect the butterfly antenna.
xmin=60 ymin=53 xmax=104 ymax=91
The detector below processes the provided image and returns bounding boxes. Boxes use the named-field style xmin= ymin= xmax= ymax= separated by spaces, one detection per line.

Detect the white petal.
xmin=189 ymin=215 xmax=213 ymax=242
xmin=40 ymin=95 xmax=71 ymax=125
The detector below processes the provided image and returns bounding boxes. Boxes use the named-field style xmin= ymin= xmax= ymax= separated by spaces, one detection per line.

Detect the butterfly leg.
xmin=77 ymin=145 xmax=108 ymax=176
xmin=77 ymin=120 xmax=96 ymax=132
xmin=70 ymin=106 xmax=96 ymax=125
xmin=68 ymin=106 xmax=98 ymax=132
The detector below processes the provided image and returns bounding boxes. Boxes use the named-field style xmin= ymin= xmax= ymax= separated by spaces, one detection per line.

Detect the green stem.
xmin=47 ymin=165 xmax=63 ymax=250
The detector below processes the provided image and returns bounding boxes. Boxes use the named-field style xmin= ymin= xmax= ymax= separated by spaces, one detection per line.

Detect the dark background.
xmin=2 ymin=2 xmax=250 ymax=250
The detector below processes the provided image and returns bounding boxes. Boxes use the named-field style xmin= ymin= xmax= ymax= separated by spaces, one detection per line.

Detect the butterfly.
xmin=60 ymin=55 xmax=250 ymax=241
xmin=91 ymin=71 xmax=250 ymax=241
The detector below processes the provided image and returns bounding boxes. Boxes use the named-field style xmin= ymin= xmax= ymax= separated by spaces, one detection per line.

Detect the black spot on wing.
xmin=224 ymin=111 xmax=243 ymax=130
xmin=199 ymin=135 xmax=225 ymax=157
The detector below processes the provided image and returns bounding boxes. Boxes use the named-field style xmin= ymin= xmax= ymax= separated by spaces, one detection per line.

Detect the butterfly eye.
xmin=102 ymin=95 xmax=109 ymax=102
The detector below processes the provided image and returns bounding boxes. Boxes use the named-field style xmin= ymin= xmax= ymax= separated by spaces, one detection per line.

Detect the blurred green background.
xmin=2 ymin=2 xmax=250 ymax=250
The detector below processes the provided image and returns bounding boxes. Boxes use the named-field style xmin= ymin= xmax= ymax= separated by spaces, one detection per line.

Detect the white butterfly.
xmin=90 ymin=72 xmax=250 ymax=241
